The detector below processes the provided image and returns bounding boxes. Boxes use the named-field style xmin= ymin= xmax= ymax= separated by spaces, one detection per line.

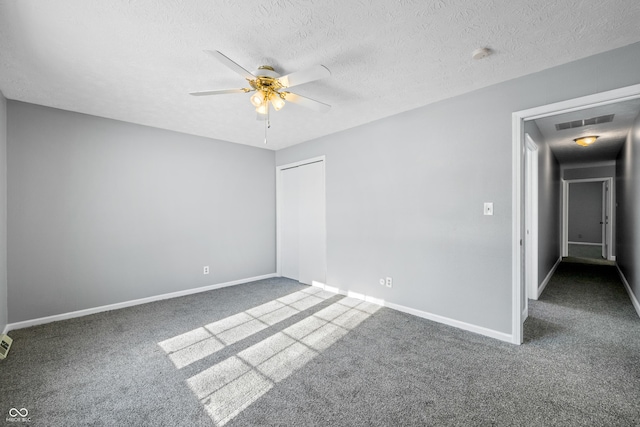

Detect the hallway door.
xmin=563 ymin=177 xmax=613 ymax=260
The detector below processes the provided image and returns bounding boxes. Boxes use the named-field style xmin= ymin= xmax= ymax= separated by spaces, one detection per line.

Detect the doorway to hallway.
xmin=512 ymin=83 xmax=640 ymax=344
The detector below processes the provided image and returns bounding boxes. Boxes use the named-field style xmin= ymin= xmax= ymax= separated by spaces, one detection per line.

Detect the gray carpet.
xmin=1 ymin=266 xmax=639 ymax=426
xmin=568 ymin=243 xmax=604 ymax=260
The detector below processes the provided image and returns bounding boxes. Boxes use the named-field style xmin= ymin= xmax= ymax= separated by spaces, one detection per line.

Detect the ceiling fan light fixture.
xmin=574 ymin=135 xmax=599 ymax=146
xmin=250 ymin=91 xmax=266 ymax=107
xmin=255 ymin=102 xmax=269 ymax=115
xmin=270 ymin=93 xmax=285 ymax=111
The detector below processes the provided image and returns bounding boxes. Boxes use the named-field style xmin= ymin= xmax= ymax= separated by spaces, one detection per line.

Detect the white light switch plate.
xmin=484 ymin=202 xmax=493 ymax=216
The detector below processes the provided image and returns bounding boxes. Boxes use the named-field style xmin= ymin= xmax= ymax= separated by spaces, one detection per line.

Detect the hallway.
xmin=525 ymin=259 xmax=637 ymax=344
xmin=523 ymin=259 xmax=639 ymax=422
xmin=523 ymin=260 xmax=639 ymax=422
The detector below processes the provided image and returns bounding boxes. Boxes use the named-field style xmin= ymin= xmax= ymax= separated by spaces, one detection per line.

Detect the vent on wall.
xmin=555 ymin=114 xmax=614 ymax=131
xmin=0 ymin=335 xmax=12 ymax=360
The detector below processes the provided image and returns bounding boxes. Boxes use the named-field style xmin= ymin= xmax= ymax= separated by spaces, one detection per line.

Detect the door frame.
xmin=276 ymin=155 xmax=327 ymax=278
xmin=511 ymin=83 xmax=640 ymax=345
xmin=561 ymin=177 xmax=613 ymax=259
xmin=524 ymin=134 xmax=539 ymax=305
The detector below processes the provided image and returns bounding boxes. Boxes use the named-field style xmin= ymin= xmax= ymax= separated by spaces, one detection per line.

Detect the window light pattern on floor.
xmin=159 ymin=284 xmax=380 ymax=426
xmin=158 ymin=286 xmax=333 ymax=368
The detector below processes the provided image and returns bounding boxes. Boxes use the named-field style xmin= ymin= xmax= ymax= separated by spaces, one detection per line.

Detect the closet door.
xmin=281 ymin=166 xmax=300 ymax=281
xmin=297 ymin=161 xmax=326 ymax=285
xmin=280 ymin=161 xmax=326 ymax=285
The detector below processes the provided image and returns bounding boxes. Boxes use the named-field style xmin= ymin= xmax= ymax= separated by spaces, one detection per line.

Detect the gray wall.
xmin=568 ymin=182 xmax=603 ymax=243
xmin=564 ymin=165 xmax=615 ymax=180
xmin=616 ymin=111 xmax=640 ymax=307
xmin=525 ymin=122 xmax=561 ymax=288
xmin=7 ymin=102 xmax=276 ymax=323
xmin=276 ymin=42 xmax=640 ymax=335
xmin=0 ymin=92 xmax=6 ymax=333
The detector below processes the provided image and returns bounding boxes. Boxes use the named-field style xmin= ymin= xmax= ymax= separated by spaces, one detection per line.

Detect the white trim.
xmin=605 ymin=179 xmax=614 ymax=261
xmin=512 ymin=83 xmax=640 ymax=346
xmin=562 ymin=177 xmax=614 ymax=259
xmin=568 ymin=241 xmax=603 ymax=246
xmin=511 ymin=113 xmax=524 ymax=345
xmin=563 ymin=177 xmax=614 ymax=183
xmin=2 ymin=324 xmax=9 ymax=335
xmin=385 ymin=300 xmax=513 ymax=343
xmin=525 ymin=133 xmax=539 ymax=303
xmin=516 ymin=83 xmax=640 ymax=120
xmin=311 ymin=281 xmax=513 ymax=343
xmin=538 ymin=257 xmax=562 ymax=298
xmin=562 ymin=180 xmax=569 ymax=256
xmin=275 ymin=155 xmax=327 ymax=278
xmin=610 ymin=256 xmax=617 ymax=261
xmin=521 ymin=307 xmax=528 ymax=322
xmin=615 ymin=264 xmax=640 ymax=318
xmin=4 ymin=273 xmax=277 ymax=332
xmin=277 ymin=156 xmax=326 ymax=171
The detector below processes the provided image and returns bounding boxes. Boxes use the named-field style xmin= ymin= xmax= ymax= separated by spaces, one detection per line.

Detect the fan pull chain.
xmin=264 ymin=100 xmax=271 ymax=144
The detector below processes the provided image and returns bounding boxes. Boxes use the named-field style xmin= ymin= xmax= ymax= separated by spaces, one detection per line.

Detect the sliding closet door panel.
xmin=280 ymin=167 xmax=299 ymax=281
xmin=298 ymin=161 xmax=326 ymax=285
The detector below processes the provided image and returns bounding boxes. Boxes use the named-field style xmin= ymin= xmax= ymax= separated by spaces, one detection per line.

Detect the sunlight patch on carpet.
xmin=186 ymin=297 xmax=380 ymax=426
xmin=158 ymin=286 xmax=334 ymax=368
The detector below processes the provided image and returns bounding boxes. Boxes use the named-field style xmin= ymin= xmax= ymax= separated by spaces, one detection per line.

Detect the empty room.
xmin=1 ymin=1 xmax=639 ymax=425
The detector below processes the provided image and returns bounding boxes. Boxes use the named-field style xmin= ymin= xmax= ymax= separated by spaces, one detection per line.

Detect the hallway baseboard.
xmin=538 ymin=257 xmax=562 ymax=298
xmin=616 ymin=264 xmax=640 ymax=318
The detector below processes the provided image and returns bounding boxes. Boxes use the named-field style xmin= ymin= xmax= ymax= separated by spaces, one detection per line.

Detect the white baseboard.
xmin=311 ymin=281 xmax=513 ymax=344
xmin=4 ymin=273 xmax=278 ymax=332
xmin=538 ymin=257 xmax=562 ymax=298
xmin=522 ymin=307 xmax=528 ymax=321
xmin=2 ymin=324 xmax=8 ymax=335
xmin=615 ymin=264 xmax=640 ymax=318
xmin=609 ymin=255 xmax=617 ymax=261
xmin=567 ymin=241 xmax=602 ymax=246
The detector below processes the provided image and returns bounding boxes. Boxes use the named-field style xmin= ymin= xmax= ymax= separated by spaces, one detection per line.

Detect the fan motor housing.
xmin=254 ymin=65 xmax=279 ymax=78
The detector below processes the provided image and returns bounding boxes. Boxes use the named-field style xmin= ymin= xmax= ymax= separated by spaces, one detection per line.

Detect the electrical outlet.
xmin=385 ymin=277 xmax=393 ymax=288
xmin=379 ymin=278 xmax=385 ymax=286
xmin=203 ymin=266 xmax=209 ymax=275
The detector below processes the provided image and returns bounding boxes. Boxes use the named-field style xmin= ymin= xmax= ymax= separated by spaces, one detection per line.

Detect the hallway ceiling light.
xmin=574 ymin=135 xmax=599 ymax=146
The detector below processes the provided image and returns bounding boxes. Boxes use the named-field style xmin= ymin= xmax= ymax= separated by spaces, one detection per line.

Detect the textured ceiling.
xmin=534 ymin=98 xmax=640 ymax=165
xmin=1 ymin=1 xmax=640 ymax=150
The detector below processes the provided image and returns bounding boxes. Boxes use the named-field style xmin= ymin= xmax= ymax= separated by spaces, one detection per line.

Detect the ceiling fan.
xmin=190 ymin=50 xmax=331 ymax=120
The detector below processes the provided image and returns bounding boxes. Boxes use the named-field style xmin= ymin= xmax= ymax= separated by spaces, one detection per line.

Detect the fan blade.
xmin=277 ymin=65 xmax=330 ymax=88
xmin=282 ymin=92 xmax=331 ymax=113
xmin=189 ymin=88 xmax=250 ymax=96
xmin=205 ymin=50 xmax=255 ymax=81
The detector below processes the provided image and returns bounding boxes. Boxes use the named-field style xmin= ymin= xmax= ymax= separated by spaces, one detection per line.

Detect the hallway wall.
xmin=616 ymin=110 xmax=640 ymax=312
xmin=524 ymin=121 xmax=561 ymax=291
